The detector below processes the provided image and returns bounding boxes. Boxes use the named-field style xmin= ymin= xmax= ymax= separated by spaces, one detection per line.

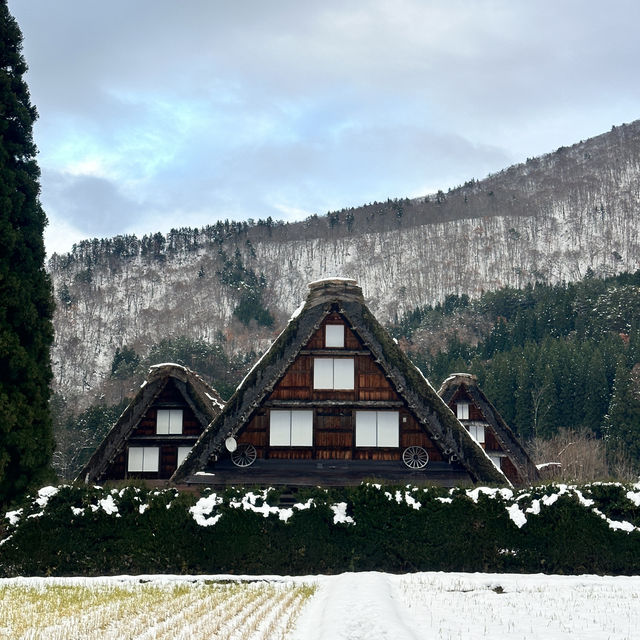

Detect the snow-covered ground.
xmin=1 ymin=571 xmax=639 ymax=639
xmin=292 ymin=572 xmax=640 ymax=640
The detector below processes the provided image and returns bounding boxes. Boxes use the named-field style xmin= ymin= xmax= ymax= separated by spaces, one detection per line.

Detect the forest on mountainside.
xmin=52 ymin=270 xmax=640 ymax=481
xmin=394 ymin=270 xmax=640 ymax=473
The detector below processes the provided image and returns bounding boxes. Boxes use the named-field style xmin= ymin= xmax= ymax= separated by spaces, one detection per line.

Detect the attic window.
xmin=127 ymin=446 xmax=159 ymax=472
xmin=468 ymin=424 xmax=485 ymax=444
xmin=270 ymin=410 xmax=313 ymax=446
xmin=314 ymin=358 xmax=354 ymax=390
xmin=355 ymin=411 xmax=399 ymax=447
xmin=456 ymin=403 xmax=469 ymax=420
xmin=157 ymin=409 xmax=183 ymax=434
xmin=325 ymin=324 xmax=345 ymax=348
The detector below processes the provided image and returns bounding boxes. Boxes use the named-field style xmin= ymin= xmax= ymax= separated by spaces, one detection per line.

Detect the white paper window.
xmin=325 ymin=324 xmax=345 ymax=348
xmin=456 ymin=403 xmax=469 ymax=420
xmin=377 ymin=412 xmax=400 ymax=447
xmin=270 ymin=410 xmax=313 ymax=446
xmin=128 ymin=447 xmax=159 ymax=472
xmin=356 ymin=411 xmax=399 ymax=447
xmin=177 ymin=446 xmax=192 ymax=467
xmin=489 ymin=453 xmax=502 ymax=470
xmin=355 ymin=411 xmax=377 ymax=447
xmin=314 ymin=358 xmax=354 ymax=389
xmin=468 ymin=424 xmax=485 ymax=444
xmin=314 ymin=358 xmax=334 ymax=389
xmin=156 ymin=409 xmax=183 ymax=434
xmin=334 ymin=359 xmax=354 ymax=389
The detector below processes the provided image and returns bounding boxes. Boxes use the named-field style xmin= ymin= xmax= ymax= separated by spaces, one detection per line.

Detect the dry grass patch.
xmin=0 ymin=580 xmax=315 ymax=640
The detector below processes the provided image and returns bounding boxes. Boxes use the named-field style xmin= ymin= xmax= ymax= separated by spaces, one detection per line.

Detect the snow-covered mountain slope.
xmin=49 ymin=120 xmax=640 ymax=406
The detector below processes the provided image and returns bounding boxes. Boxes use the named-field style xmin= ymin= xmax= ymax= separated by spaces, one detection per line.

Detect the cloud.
xmin=8 ymin=0 xmax=640 ymax=255
xmin=42 ymin=171 xmax=142 ymax=238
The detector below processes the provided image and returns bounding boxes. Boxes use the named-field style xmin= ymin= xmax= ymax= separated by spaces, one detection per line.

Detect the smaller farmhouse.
xmin=173 ymin=278 xmax=507 ymax=487
xmin=78 ymin=363 xmax=224 ymax=484
xmin=438 ymin=373 xmax=540 ymax=485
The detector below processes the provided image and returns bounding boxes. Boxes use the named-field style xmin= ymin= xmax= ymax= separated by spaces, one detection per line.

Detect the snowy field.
xmin=1 ymin=572 xmax=639 ymax=640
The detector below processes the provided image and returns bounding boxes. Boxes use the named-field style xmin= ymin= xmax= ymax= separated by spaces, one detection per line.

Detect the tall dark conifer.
xmin=0 ymin=1 xmax=54 ymax=505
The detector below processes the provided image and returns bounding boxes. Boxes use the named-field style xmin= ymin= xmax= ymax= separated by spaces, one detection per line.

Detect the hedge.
xmin=1 ymin=482 xmax=639 ymax=576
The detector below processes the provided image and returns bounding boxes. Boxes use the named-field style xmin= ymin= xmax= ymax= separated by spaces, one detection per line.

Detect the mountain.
xmin=49 ymin=120 xmax=640 ymax=409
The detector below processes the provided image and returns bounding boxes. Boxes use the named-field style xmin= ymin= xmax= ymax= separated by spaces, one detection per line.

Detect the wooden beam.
xmin=266 ymin=399 xmax=405 ymax=408
xmin=298 ymin=349 xmax=370 ymax=356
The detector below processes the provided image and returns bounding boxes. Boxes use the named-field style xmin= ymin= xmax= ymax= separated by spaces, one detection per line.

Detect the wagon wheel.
xmin=231 ymin=443 xmax=257 ymax=467
xmin=402 ymin=446 xmax=429 ymax=469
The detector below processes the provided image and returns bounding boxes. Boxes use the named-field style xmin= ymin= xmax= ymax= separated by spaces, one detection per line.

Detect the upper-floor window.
xmin=270 ymin=410 xmax=313 ymax=446
xmin=157 ymin=409 xmax=183 ymax=434
xmin=128 ymin=446 xmax=159 ymax=472
xmin=325 ymin=324 xmax=345 ymax=348
xmin=456 ymin=403 xmax=469 ymax=420
xmin=313 ymin=358 xmax=354 ymax=390
xmin=355 ymin=411 xmax=399 ymax=447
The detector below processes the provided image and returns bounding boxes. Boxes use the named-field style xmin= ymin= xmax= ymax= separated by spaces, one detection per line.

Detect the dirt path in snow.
xmin=288 ymin=572 xmax=422 ymax=640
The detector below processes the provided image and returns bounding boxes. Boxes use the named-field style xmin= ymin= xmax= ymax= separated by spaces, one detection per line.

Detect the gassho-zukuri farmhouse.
xmin=79 ymin=278 xmax=539 ymax=488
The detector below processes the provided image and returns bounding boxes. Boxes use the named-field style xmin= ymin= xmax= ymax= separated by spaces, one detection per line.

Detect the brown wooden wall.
xmin=232 ymin=313 xmax=446 ymax=463
xmin=238 ymin=408 xmax=442 ymax=462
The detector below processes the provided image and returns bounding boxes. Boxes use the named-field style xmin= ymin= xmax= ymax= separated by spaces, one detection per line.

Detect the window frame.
xmin=355 ymin=411 xmax=399 ymax=448
xmin=325 ymin=324 xmax=345 ymax=348
xmin=156 ymin=409 xmax=184 ymax=435
xmin=269 ymin=409 xmax=313 ymax=447
xmin=313 ymin=358 xmax=354 ymax=390
xmin=456 ymin=403 xmax=470 ymax=420
xmin=127 ymin=446 xmax=159 ymax=473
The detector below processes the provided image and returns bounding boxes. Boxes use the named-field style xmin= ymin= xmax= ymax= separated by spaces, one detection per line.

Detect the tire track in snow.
xmin=288 ymin=572 xmax=421 ymax=640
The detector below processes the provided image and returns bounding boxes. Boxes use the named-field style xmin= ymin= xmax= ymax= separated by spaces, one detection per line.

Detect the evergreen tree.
xmin=604 ymin=361 xmax=640 ymax=464
xmin=0 ymin=2 xmax=54 ymax=505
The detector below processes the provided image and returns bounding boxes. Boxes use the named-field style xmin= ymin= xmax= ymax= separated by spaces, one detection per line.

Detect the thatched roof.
xmin=77 ymin=363 xmax=224 ymax=483
xmin=438 ymin=373 xmax=540 ymax=484
xmin=173 ymin=279 xmax=506 ymax=485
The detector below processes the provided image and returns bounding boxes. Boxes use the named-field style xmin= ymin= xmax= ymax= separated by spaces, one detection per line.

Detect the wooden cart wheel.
xmin=231 ymin=443 xmax=257 ymax=467
xmin=402 ymin=446 xmax=429 ymax=469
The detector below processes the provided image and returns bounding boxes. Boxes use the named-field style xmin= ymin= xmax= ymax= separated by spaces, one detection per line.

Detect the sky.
xmin=8 ymin=0 xmax=640 ymax=257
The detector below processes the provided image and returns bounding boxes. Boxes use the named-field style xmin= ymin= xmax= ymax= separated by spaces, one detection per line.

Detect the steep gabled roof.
xmin=438 ymin=373 xmax=540 ymax=485
xmin=173 ymin=279 xmax=506 ymax=485
xmin=77 ymin=363 xmax=224 ymax=483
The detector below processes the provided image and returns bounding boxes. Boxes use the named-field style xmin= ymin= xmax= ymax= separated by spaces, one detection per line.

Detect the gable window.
xmin=314 ymin=358 xmax=354 ymax=390
xmin=325 ymin=324 xmax=345 ymax=348
xmin=157 ymin=409 xmax=183 ymax=434
xmin=355 ymin=411 xmax=399 ymax=447
xmin=270 ymin=410 xmax=313 ymax=446
xmin=456 ymin=403 xmax=469 ymax=420
xmin=128 ymin=446 xmax=159 ymax=472
xmin=468 ymin=424 xmax=485 ymax=444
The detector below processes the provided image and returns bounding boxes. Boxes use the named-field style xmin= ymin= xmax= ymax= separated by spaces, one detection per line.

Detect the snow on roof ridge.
xmin=307 ymin=276 xmax=358 ymax=287
xmin=149 ymin=362 xmax=188 ymax=371
xmin=442 ymin=372 xmax=476 ymax=385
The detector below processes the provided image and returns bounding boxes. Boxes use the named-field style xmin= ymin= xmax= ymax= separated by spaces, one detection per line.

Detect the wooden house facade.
xmin=438 ymin=373 xmax=540 ymax=485
xmin=78 ymin=364 xmax=224 ymax=484
xmin=173 ymin=279 xmax=506 ymax=487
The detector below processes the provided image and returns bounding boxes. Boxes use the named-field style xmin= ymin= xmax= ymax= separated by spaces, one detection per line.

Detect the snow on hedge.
xmin=3 ymin=482 xmax=640 ymax=544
